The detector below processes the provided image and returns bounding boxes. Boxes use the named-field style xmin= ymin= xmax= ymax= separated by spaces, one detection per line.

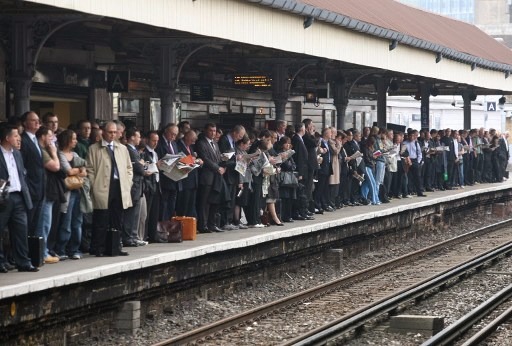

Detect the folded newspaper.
xmin=349 ymin=151 xmax=363 ymax=160
xmin=160 ymin=153 xmax=200 ymax=181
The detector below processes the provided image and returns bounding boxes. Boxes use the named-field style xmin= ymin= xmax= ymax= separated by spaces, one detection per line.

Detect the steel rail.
xmin=422 ymin=284 xmax=512 ymax=346
xmin=461 ymin=304 xmax=512 ymax=346
xmin=151 ymin=219 xmax=512 ymax=346
xmin=284 ymin=241 xmax=512 ymax=346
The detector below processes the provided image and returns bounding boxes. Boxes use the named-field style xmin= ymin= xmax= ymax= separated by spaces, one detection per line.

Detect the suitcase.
xmin=105 ymin=229 xmax=120 ymax=256
xmin=157 ymin=219 xmax=183 ymax=243
xmin=172 ymin=216 xmax=197 ymax=241
xmin=28 ymin=236 xmax=45 ymax=267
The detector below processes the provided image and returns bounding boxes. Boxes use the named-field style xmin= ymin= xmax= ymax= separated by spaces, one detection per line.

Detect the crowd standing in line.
xmin=0 ymin=112 xmax=509 ymax=273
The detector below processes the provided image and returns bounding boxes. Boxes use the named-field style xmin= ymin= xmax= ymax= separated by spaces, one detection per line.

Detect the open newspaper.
xmin=235 ymin=150 xmax=261 ymax=176
xmin=160 ymin=153 xmax=200 ymax=181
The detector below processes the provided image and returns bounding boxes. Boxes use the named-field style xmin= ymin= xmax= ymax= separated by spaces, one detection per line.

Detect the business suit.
xmin=156 ymin=138 xmax=182 ymax=221
xmin=291 ymin=134 xmax=308 ymax=218
xmin=0 ymin=146 xmax=34 ymax=269
xmin=142 ymin=147 xmax=160 ymax=242
xmin=195 ymin=136 xmax=222 ymax=231
xmin=303 ymin=133 xmax=319 ymax=211
xmin=218 ymin=134 xmax=237 ymax=225
xmin=176 ymin=140 xmax=199 ymax=218
xmin=315 ymin=139 xmax=333 ymax=210
xmin=20 ymin=131 xmax=45 ymax=235
xmin=122 ymin=144 xmax=145 ymax=245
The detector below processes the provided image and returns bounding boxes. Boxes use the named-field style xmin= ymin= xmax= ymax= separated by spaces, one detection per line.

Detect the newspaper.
xmin=235 ymin=159 xmax=248 ymax=176
xmin=349 ymin=151 xmax=363 ymax=160
xmin=164 ymin=162 xmax=200 ymax=181
xmin=221 ymin=152 xmax=235 ymax=161
xmin=160 ymin=152 xmax=200 ymax=181
xmin=435 ymin=146 xmax=449 ymax=152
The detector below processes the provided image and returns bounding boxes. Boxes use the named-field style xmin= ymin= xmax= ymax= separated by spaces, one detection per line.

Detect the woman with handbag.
xmin=276 ymin=136 xmax=297 ymax=223
xmin=54 ymin=130 xmax=87 ymax=260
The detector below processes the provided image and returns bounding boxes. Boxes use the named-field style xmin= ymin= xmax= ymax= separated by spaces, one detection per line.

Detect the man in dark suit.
xmin=302 ymin=119 xmax=320 ymax=213
xmin=20 ymin=111 xmax=45 ymax=236
xmin=142 ymin=131 xmax=161 ymax=242
xmin=176 ymin=130 xmax=202 ymax=218
xmin=123 ymin=128 xmax=147 ymax=247
xmin=218 ymin=125 xmax=245 ymax=230
xmin=0 ymin=124 xmax=38 ymax=272
xmin=291 ymin=123 xmax=313 ymax=220
xmin=195 ymin=123 xmax=225 ymax=233
xmin=156 ymin=123 xmax=182 ymax=221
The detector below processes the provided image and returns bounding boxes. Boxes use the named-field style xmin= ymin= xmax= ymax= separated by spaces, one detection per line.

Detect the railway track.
xmin=421 ymin=285 xmax=512 ymax=346
xmin=152 ymin=219 xmax=512 ymax=346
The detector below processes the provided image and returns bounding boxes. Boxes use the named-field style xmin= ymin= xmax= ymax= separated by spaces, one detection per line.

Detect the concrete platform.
xmin=1 ymin=180 xmax=511 ymax=300
xmin=2 ymin=180 xmax=512 ymax=345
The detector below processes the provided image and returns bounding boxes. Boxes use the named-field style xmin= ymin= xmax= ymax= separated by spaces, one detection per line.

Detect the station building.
xmin=1 ymin=0 xmax=512 ymax=133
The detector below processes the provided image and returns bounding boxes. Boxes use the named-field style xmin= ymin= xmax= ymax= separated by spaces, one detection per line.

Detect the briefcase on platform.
xmin=172 ymin=216 xmax=197 ymax=241
xmin=28 ymin=236 xmax=45 ymax=267
xmin=105 ymin=229 xmax=120 ymax=256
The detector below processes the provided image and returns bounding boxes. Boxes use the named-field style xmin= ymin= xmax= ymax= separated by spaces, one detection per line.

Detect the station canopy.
xmin=1 ymin=0 xmax=512 ymax=99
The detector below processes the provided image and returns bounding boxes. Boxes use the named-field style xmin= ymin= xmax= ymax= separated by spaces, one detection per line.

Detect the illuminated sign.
xmin=233 ymin=74 xmax=271 ymax=88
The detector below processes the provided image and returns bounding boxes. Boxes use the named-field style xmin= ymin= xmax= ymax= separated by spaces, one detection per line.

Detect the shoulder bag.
xmin=64 ymin=175 xmax=84 ymax=190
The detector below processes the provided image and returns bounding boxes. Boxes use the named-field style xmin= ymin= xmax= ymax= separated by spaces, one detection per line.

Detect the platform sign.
xmin=487 ymin=102 xmax=497 ymax=111
xmin=107 ymin=71 xmax=130 ymax=92
xmin=233 ymin=74 xmax=271 ymax=89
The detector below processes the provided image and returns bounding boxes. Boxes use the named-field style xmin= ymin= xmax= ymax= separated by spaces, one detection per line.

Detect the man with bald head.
xmin=20 ymin=111 xmax=45 ymax=235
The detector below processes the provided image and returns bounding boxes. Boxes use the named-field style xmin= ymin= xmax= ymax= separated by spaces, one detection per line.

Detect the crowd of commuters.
xmin=0 ymin=112 xmax=509 ymax=273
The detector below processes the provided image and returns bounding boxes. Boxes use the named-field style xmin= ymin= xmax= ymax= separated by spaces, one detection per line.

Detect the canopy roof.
xmin=249 ymin=0 xmax=512 ymax=71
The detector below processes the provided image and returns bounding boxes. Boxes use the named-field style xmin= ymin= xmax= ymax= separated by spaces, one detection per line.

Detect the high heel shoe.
xmin=271 ymin=220 xmax=285 ymax=226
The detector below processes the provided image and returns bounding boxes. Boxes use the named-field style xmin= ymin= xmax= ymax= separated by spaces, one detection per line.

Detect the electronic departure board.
xmin=233 ymin=74 xmax=271 ymax=88
xmin=190 ymin=83 xmax=213 ymax=101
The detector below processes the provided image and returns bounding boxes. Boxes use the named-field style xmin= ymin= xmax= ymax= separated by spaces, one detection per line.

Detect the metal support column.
xmin=333 ymin=76 xmax=348 ymax=130
xmin=420 ymin=83 xmax=431 ymax=130
xmin=272 ymin=64 xmax=289 ymax=121
xmin=10 ymin=19 xmax=34 ymax=116
xmin=159 ymin=45 xmax=177 ymax=126
xmin=376 ymin=78 xmax=387 ymax=128
xmin=462 ymin=90 xmax=472 ymax=130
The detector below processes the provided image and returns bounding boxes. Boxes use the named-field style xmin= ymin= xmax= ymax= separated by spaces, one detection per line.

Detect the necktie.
xmin=211 ymin=141 xmax=215 ymax=151
xmin=33 ymin=136 xmax=41 ymax=156
xmin=107 ymin=144 xmax=119 ymax=179
xmin=168 ymin=141 xmax=174 ymax=154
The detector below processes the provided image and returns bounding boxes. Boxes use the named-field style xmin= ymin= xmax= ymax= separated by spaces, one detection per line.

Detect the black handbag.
xmin=278 ymin=171 xmax=298 ymax=188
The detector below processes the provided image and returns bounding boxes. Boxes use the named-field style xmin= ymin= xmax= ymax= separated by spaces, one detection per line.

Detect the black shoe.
xmin=18 ymin=265 xmax=39 ymax=272
xmin=324 ymin=206 xmax=335 ymax=212
xmin=284 ymin=218 xmax=294 ymax=223
xmin=4 ymin=263 xmax=15 ymax=271
xmin=304 ymin=215 xmax=315 ymax=220
xmin=306 ymin=211 xmax=314 ymax=217
xmin=315 ymin=209 xmax=324 ymax=214
xmin=382 ymin=199 xmax=390 ymax=203
xmin=0 ymin=264 xmax=8 ymax=273
xmin=123 ymin=242 xmax=138 ymax=247
xmin=210 ymin=226 xmax=224 ymax=233
xmin=417 ymin=193 xmax=427 ymax=197
xmin=426 ymin=188 xmax=434 ymax=192
xmin=199 ymin=229 xmax=213 ymax=234
xmin=361 ymin=199 xmax=370 ymax=205
xmin=119 ymin=251 xmax=129 ymax=256
xmin=293 ymin=215 xmax=306 ymax=220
